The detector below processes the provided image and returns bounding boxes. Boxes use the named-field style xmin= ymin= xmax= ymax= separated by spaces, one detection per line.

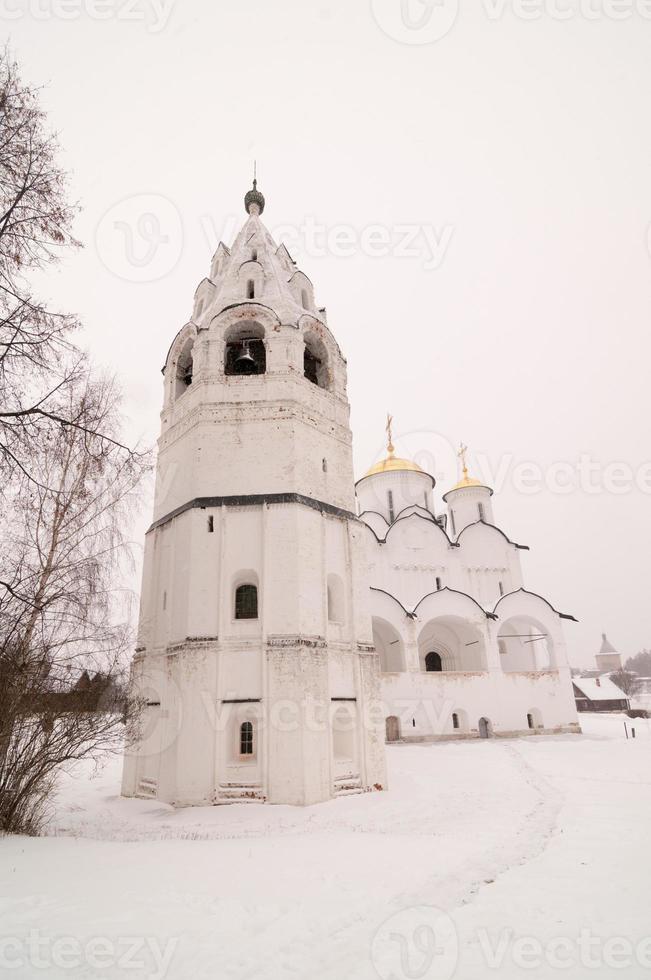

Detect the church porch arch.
xmin=498 ymin=614 xmax=556 ymax=672
xmin=417 ymin=615 xmax=487 ymax=673
xmin=372 ymin=617 xmax=406 ymax=673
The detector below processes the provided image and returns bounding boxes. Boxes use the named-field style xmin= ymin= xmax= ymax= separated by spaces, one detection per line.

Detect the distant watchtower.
xmin=595 ymin=633 xmax=622 ymax=673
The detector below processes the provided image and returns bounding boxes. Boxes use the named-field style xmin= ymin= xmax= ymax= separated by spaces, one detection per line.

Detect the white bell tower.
xmin=121 ymin=180 xmax=387 ymax=806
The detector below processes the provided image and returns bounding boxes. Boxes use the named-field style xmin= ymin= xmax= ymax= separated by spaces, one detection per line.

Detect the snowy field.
xmin=1 ymin=713 xmax=650 ymax=979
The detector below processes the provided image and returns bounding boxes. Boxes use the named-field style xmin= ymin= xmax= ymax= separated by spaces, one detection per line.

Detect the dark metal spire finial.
xmin=245 ymin=163 xmax=265 ymax=215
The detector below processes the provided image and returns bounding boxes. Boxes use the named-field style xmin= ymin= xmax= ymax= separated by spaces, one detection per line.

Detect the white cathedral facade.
xmin=121 ymin=182 xmax=580 ymax=808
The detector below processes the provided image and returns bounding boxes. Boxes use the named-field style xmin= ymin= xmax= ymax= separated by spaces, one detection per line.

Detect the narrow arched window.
xmin=452 ymin=712 xmax=459 ymax=730
xmin=235 ymin=584 xmax=258 ymax=620
xmin=425 ymin=652 xmax=442 ymax=672
xmin=301 ymin=288 xmax=309 ymax=310
xmin=478 ymin=502 xmax=485 ymax=521
xmin=527 ymin=713 xmax=534 ymax=730
xmin=449 ymin=509 xmax=456 ymax=536
xmin=240 ymin=721 xmax=254 ymax=755
xmin=251 ymin=248 xmax=258 ymax=261
xmin=247 ymin=279 xmax=255 ymax=299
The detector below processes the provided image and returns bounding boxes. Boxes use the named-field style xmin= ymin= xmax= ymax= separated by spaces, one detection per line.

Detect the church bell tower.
xmin=121 ymin=181 xmax=387 ymax=806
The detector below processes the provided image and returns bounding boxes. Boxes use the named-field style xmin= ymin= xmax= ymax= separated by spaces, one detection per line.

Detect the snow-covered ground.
xmin=1 ymin=713 xmax=650 ymax=979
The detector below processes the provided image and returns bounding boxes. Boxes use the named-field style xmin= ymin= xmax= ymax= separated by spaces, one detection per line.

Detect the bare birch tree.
xmin=0 ymin=48 xmax=151 ymax=833
xmin=0 ymin=375 xmax=150 ymax=833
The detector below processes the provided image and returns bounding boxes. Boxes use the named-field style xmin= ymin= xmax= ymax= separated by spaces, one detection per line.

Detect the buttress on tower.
xmin=121 ymin=182 xmax=387 ymax=806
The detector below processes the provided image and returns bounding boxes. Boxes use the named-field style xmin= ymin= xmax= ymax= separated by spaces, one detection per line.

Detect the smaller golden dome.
xmin=443 ymin=441 xmax=493 ymax=498
xmin=450 ymin=474 xmax=483 ymax=491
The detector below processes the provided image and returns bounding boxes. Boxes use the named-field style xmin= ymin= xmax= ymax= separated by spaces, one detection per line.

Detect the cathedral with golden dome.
xmin=357 ymin=419 xmax=580 ymax=742
xmin=122 ymin=181 xmax=579 ymax=811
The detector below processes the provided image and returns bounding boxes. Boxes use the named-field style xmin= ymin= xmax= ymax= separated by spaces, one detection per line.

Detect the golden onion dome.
xmin=357 ymin=413 xmax=434 ymax=485
xmin=362 ymin=455 xmax=425 ymax=479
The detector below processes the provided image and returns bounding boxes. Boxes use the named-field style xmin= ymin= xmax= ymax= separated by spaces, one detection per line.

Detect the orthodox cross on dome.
xmin=457 ymin=441 xmax=469 ymax=481
xmin=386 ymin=413 xmax=395 ymax=458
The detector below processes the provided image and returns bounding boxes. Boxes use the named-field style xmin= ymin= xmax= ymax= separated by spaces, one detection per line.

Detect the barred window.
xmin=240 ymin=721 xmax=254 ymax=755
xmin=235 ymin=584 xmax=258 ymax=620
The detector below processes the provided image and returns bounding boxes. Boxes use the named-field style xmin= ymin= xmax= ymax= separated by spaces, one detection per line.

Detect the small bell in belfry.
xmin=235 ymin=339 xmax=257 ymax=374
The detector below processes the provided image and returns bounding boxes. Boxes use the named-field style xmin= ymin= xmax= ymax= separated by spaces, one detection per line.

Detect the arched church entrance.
xmin=478 ymin=717 xmax=492 ymax=739
xmin=385 ymin=716 xmax=401 ymax=743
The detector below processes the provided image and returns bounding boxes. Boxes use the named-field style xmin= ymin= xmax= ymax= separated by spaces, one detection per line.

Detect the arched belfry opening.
xmin=303 ymin=331 xmax=328 ymax=389
xmin=174 ymin=337 xmax=194 ymax=398
xmin=224 ymin=322 xmax=266 ymax=376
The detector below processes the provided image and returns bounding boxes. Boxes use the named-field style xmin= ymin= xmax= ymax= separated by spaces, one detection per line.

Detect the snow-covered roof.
xmin=573 ymin=676 xmax=628 ymax=702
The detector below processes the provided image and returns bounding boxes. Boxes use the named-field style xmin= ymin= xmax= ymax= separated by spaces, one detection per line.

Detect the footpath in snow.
xmin=1 ymin=712 xmax=649 ymax=979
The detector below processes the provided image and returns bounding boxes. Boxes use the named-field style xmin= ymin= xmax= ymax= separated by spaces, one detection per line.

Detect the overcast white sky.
xmin=9 ymin=0 xmax=651 ymax=666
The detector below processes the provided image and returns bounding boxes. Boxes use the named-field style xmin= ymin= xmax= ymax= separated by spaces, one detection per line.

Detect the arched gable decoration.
xmin=358 ymin=508 xmax=391 ymax=528
xmin=238 ymin=259 xmax=264 ymax=274
xmin=369 ymin=585 xmax=495 ymax=622
xmin=359 ymin=503 xmax=442 ymax=532
xmin=288 ymin=269 xmax=315 ymax=288
xmin=394 ymin=503 xmax=438 ymax=522
xmin=211 ymin=302 xmax=282 ymax=330
xmin=492 ymin=588 xmax=578 ymax=622
xmin=383 ymin=511 xmax=453 ymax=546
xmin=456 ymin=520 xmax=530 ymax=551
xmin=369 ymin=587 xmax=415 ymax=619
xmin=413 ymin=587 xmax=497 ymax=621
